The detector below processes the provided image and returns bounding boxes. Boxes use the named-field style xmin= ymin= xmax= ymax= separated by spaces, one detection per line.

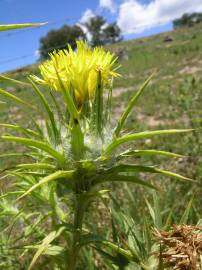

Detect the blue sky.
xmin=0 ymin=0 xmax=202 ymax=72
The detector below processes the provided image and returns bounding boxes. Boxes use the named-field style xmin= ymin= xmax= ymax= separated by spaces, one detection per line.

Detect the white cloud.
xmin=78 ymin=9 xmax=96 ymax=42
xmin=99 ymin=0 xmax=116 ymax=13
xmin=80 ymin=9 xmax=95 ymax=24
xmin=34 ymin=50 xmax=40 ymax=57
xmin=117 ymin=0 xmax=202 ymax=34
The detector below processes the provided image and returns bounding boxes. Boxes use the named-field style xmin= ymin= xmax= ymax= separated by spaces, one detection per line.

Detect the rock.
xmin=117 ymin=49 xmax=129 ymax=61
xmin=164 ymin=36 xmax=173 ymax=42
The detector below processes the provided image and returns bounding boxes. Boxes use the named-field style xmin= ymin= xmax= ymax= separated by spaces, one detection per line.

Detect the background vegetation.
xmin=39 ymin=15 xmax=122 ymax=59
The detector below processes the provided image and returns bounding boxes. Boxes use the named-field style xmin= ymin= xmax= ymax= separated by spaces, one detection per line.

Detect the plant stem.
xmin=68 ymin=194 xmax=86 ymax=270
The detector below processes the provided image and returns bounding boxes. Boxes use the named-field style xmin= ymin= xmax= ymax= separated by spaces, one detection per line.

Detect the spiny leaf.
xmin=28 ymin=227 xmax=65 ymax=270
xmin=80 ymin=234 xmax=134 ymax=261
xmin=24 ymin=244 xmax=65 ymax=256
xmin=0 ymin=74 xmax=30 ymax=86
xmin=0 ymin=87 xmax=33 ymax=108
xmin=0 ymin=123 xmax=41 ymax=138
xmin=114 ymin=74 xmax=153 ymax=137
xmin=18 ymin=170 xmax=74 ymax=200
xmin=0 ymin=23 xmax=46 ymax=32
xmin=0 ymin=153 xmax=29 ymax=158
xmin=1 ymin=136 xmax=65 ymax=165
xmin=119 ymin=149 xmax=183 ymax=159
xmin=155 ymin=168 xmax=193 ymax=181
xmin=105 ymin=164 xmax=192 ymax=181
xmin=104 ymin=129 xmax=193 ymax=156
xmin=53 ymin=65 xmax=79 ymax=119
xmin=29 ymin=78 xmax=60 ymax=144
xmin=16 ymin=163 xmax=56 ymax=170
xmin=93 ymin=173 xmax=157 ymax=190
xmin=91 ymin=70 xmax=104 ymax=137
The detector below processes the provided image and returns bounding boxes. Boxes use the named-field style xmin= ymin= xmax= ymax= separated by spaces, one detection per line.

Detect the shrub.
xmin=39 ymin=24 xmax=86 ymax=60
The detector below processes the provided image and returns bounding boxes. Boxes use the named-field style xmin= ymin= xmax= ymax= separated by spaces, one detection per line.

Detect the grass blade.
xmin=179 ymin=197 xmax=193 ymax=224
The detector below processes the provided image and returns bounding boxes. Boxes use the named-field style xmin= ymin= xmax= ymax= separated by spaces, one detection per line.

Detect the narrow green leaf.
xmin=0 ymin=74 xmax=30 ymax=86
xmin=152 ymin=191 xmax=162 ymax=229
xmin=80 ymin=234 xmax=134 ymax=261
xmin=104 ymin=129 xmax=193 ymax=156
xmin=0 ymin=87 xmax=33 ymax=108
xmin=105 ymin=79 xmax=113 ymax=124
xmin=0 ymin=153 xmax=29 ymax=158
xmin=102 ymin=241 xmax=134 ymax=261
xmin=16 ymin=163 xmax=56 ymax=170
xmin=119 ymin=149 xmax=183 ymax=158
xmin=155 ymin=168 xmax=193 ymax=181
xmin=163 ymin=209 xmax=173 ymax=230
xmin=12 ymin=171 xmax=47 ymax=177
xmin=28 ymin=227 xmax=65 ymax=270
xmin=71 ymin=121 xmax=85 ymax=160
xmin=53 ymin=65 xmax=79 ymax=119
xmin=94 ymin=247 xmax=124 ymax=267
xmin=107 ymin=164 xmax=156 ymax=174
xmin=49 ymin=92 xmax=66 ymax=124
xmin=0 ymin=123 xmax=41 ymax=138
xmin=92 ymin=70 xmax=104 ymax=137
xmin=52 ymin=67 xmax=84 ymax=158
xmin=24 ymin=245 xmax=65 ymax=256
xmin=0 ymin=191 xmax=24 ymax=199
xmin=106 ymin=164 xmax=192 ymax=181
xmin=29 ymin=78 xmax=59 ymax=144
xmin=114 ymin=74 xmax=153 ymax=137
xmin=1 ymin=136 xmax=65 ymax=165
xmin=179 ymin=197 xmax=193 ymax=224
xmin=93 ymin=173 xmax=157 ymax=190
xmin=18 ymin=170 xmax=74 ymax=200
xmin=0 ymin=23 xmax=46 ymax=32
xmin=145 ymin=200 xmax=155 ymax=223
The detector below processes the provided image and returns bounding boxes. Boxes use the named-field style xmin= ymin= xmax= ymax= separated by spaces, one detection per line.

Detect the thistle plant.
xmin=0 ymin=40 xmax=192 ymax=269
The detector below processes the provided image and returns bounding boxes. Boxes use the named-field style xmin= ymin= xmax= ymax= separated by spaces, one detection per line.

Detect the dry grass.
xmin=154 ymin=224 xmax=202 ymax=269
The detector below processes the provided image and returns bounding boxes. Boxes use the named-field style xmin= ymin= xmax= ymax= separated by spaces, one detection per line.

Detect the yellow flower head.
xmin=32 ymin=41 xmax=120 ymax=107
